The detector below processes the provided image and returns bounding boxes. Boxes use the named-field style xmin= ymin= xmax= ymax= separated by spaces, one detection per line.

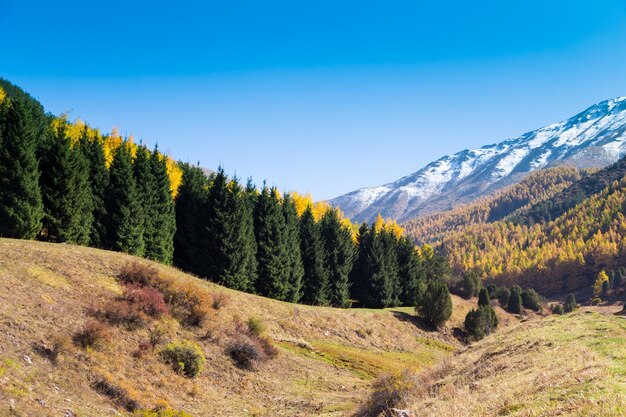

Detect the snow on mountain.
xmin=329 ymin=97 xmax=626 ymax=223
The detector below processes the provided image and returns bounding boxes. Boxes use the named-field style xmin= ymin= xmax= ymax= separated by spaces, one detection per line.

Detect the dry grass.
xmin=0 ymin=238 xmax=468 ymax=416
xmin=397 ymin=311 xmax=626 ymax=416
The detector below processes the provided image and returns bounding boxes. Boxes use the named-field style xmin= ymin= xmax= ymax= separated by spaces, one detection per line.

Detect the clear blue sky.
xmin=2 ymin=1 xmax=626 ymax=200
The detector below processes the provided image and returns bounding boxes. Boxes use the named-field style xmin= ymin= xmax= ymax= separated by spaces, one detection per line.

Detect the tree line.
xmin=0 ymin=81 xmax=452 ymax=309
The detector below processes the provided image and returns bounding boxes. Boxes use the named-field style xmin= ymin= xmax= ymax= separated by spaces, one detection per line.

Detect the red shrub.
xmin=123 ymin=284 xmax=168 ymax=318
xmin=88 ymin=300 xmax=148 ymax=330
xmin=118 ymin=262 xmax=158 ymax=286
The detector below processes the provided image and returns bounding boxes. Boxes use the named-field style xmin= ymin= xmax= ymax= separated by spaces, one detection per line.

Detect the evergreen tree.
xmin=614 ymin=270 xmax=623 ymax=289
xmin=464 ymin=305 xmax=498 ymax=341
xmin=416 ymin=280 xmax=452 ymax=327
xmin=282 ymin=193 xmax=304 ymax=302
xmin=380 ymin=229 xmax=401 ymax=307
xmin=397 ymin=236 xmax=423 ymax=306
xmin=320 ymin=209 xmax=354 ymax=308
xmin=38 ymin=120 xmax=93 ymax=244
xmin=81 ymin=132 xmax=109 ymax=247
xmin=299 ymin=205 xmax=329 ymax=305
xmin=462 ymin=273 xmax=476 ymax=299
xmin=133 ymin=146 xmax=157 ymax=258
xmin=241 ymin=179 xmax=259 ymax=290
xmin=0 ymin=97 xmax=44 ymax=239
xmin=253 ymin=186 xmax=290 ymax=300
xmin=349 ymin=223 xmax=376 ymax=307
xmin=498 ymin=288 xmax=510 ymax=307
xmin=564 ymin=294 xmax=577 ymax=313
xmin=173 ymin=164 xmax=208 ymax=275
xmin=507 ymin=286 xmax=523 ymax=314
xmin=478 ymin=288 xmax=490 ymax=307
xmin=521 ymin=288 xmax=542 ymax=312
xmin=148 ymin=147 xmax=176 ymax=264
xmin=104 ymin=143 xmax=145 ymax=255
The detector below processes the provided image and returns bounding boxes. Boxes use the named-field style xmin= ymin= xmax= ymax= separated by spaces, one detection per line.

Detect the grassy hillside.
xmin=395 ymin=310 xmax=626 ymax=416
xmin=0 ymin=239 xmax=498 ymax=417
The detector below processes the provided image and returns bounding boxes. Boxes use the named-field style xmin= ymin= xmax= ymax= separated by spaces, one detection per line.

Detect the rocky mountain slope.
xmin=330 ymin=97 xmax=626 ymax=223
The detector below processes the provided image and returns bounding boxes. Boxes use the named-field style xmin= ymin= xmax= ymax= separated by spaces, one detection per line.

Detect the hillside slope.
xmin=399 ymin=310 xmax=626 ymax=416
xmin=330 ymin=97 xmax=626 ymax=223
xmin=0 ymin=239 xmax=501 ymax=417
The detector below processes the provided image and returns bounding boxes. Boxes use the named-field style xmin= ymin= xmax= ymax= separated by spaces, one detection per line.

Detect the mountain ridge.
xmin=330 ymin=97 xmax=626 ymax=223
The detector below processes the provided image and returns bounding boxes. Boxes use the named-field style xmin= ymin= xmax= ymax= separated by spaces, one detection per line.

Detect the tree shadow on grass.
xmin=391 ymin=310 xmax=438 ymax=332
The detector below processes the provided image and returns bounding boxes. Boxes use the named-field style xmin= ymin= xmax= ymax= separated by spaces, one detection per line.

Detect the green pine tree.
xmin=104 ymin=143 xmax=145 ymax=255
xmin=508 ymin=286 xmax=523 ymax=314
xmin=253 ymin=186 xmax=290 ymax=300
xmin=134 ymin=145 xmax=157 ymax=258
xmin=148 ymin=147 xmax=176 ymax=264
xmin=0 ymin=97 xmax=44 ymax=239
xmin=478 ymin=288 xmax=490 ymax=307
xmin=416 ymin=280 xmax=453 ymax=327
xmin=38 ymin=121 xmax=93 ymax=244
xmin=320 ymin=209 xmax=354 ymax=308
xmin=173 ymin=164 xmax=208 ymax=275
xmin=80 ymin=131 xmax=109 ymax=247
xmin=299 ymin=205 xmax=329 ymax=305
xmin=283 ymin=193 xmax=304 ymax=303
xmin=397 ymin=236 xmax=423 ymax=306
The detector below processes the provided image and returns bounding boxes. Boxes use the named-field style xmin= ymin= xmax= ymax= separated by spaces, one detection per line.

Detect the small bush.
xmin=161 ymin=281 xmax=213 ymax=327
xmin=551 ymin=304 xmax=565 ymax=315
xmin=591 ymin=297 xmax=601 ymax=305
xmin=225 ymin=337 xmax=264 ymax=370
xmin=160 ymin=341 xmax=205 ymax=378
xmin=564 ymin=294 xmax=577 ymax=313
xmin=119 ymin=262 xmax=159 ymax=286
xmin=211 ymin=292 xmax=230 ymax=310
xmin=92 ymin=373 xmax=140 ymax=411
xmin=246 ymin=316 xmax=266 ymax=337
xmin=89 ymin=300 xmax=148 ymax=330
xmin=34 ymin=335 xmax=69 ymax=365
xmin=355 ymin=370 xmax=418 ymax=417
xmin=134 ymin=407 xmax=193 ymax=417
xmin=124 ymin=284 xmax=168 ymax=318
xmin=73 ymin=320 xmax=111 ymax=350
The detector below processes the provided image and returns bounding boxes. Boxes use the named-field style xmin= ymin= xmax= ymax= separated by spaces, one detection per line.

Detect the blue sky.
xmin=2 ymin=1 xmax=626 ymax=199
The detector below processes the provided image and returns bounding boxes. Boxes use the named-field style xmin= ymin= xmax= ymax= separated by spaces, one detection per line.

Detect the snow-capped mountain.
xmin=330 ymin=97 xmax=626 ymax=223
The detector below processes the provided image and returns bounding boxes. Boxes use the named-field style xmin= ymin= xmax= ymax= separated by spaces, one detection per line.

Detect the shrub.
xmin=478 ymin=288 xmax=490 ymax=307
xmin=119 ymin=262 xmax=159 ymax=286
xmin=355 ymin=370 xmax=418 ymax=417
xmin=415 ymin=281 xmax=453 ymax=327
xmin=160 ymin=281 xmax=213 ymax=327
xmin=34 ymin=335 xmax=69 ymax=365
xmin=246 ymin=316 xmax=266 ymax=337
xmin=498 ymin=288 xmax=510 ymax=307
xmin=486 ymin=284 xmax=500 ymax=299
xmin=92 ymin=373 xmax=140 ymax=411
xmin=521 ymin=288 xmax=542 ymax=312
xmin=73 ymin=320 xmax=111 ymax=350
xmin=211 ymin=292 xmax=230 ymax=310
xmin=160 ymin=341 xmax=205 ymax=378
xmin=507 ymin=287 xmax=523 ymax=314
xmin=564 ymin=294 xmax=577 ymax=313
xmin=134 ymin=409 xmax=193 ymax=417
xmin=124 ymin=284 xmax=168 ymax=318
xmin=464 ymin=305 xmax=498 ymax=341
xmin=551 ymin=304 xmax=565 ymax=315
xmin=591 ymin=297 xmax=601 ymax=305
xmin=226 ymin=337 xmax=264 ymax=370
xmin=89 ymin=300 xmax=148 ymax=330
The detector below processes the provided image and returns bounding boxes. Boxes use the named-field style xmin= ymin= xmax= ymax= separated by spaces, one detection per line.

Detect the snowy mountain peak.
xmin=329 ymin=97 xmax=626 ymax=223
